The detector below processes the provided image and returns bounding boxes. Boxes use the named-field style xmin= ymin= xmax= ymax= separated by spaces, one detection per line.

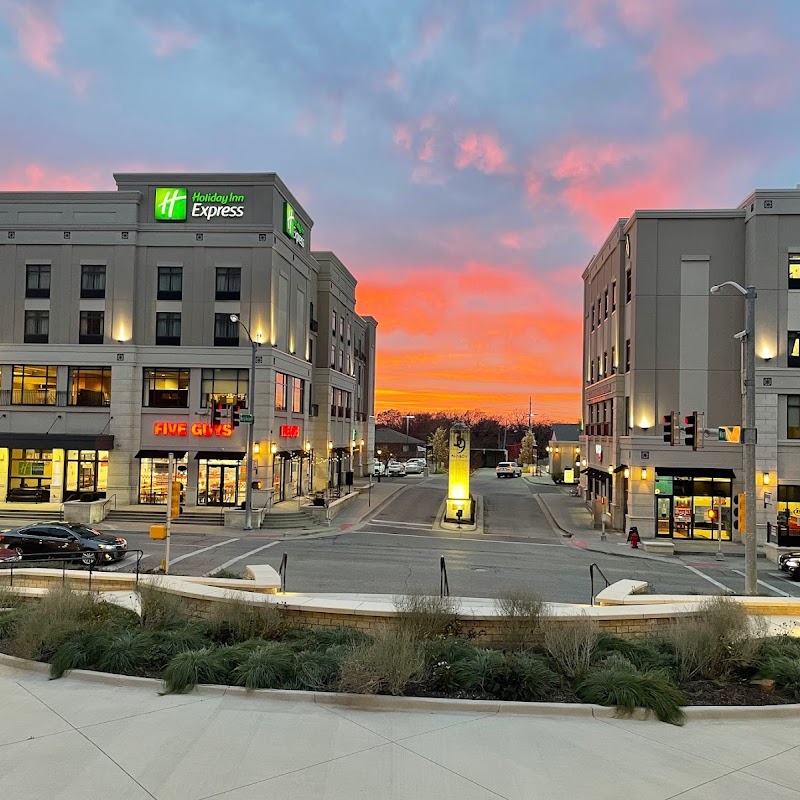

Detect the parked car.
xmin=372 ymin=462 xmax=386 ymax=476
xmin=779 ymin=551 xmax=800 ymax=580
xmin=404 ymin=461 xmax=424 ymax=474
xmin=0 ymin=523 xmax=128 ymax=566
xmin=496 ymin=462 xmax=522 ymax=478
xmin=0 ymin=547 xmax=21 ymax=563
xmin=386 ymin=462 xmax=406 ymax=476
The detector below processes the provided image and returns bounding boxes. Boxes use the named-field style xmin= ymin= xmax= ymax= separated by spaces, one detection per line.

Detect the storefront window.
xmin=143 ymin=369 xmax=189 ymax=408
xmin=139 ymin=457 xmax=187 ymax=504
xmin=201 ymin=369 xmax=248 ymax=408
xmin=654 ymin=474 xmax=732 ymax=539
xmin=12 ymin=365 xmax=57 ymax=405
xmin=69 ymin=367 xmax=111 ymax=406
xmin=8 ymin=449 xmax=53 ymax=501
xmin=64 ymin=450 xmax=108 ymax=499
xmin=197 ymin=460 xmax=244 ymax=505
xmin=777 ymin=485 xmax=800 ymax=529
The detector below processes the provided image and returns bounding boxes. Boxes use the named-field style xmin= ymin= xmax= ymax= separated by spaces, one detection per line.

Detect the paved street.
xmin=67 ymin=469 xmax=800 ymax=604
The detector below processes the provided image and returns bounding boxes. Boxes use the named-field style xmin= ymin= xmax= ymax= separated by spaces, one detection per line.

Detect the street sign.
xmin=718 ymin=426 xmax=741 ymax=442
xmin=240 ymin=413 xmax=254 ymax=424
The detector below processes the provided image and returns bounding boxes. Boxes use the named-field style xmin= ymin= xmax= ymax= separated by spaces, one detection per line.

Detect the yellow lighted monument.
xmin=446 ymin=421 xmax=473 ymax=522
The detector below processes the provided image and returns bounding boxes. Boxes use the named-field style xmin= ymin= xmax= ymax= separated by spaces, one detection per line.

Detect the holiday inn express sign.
xmin=154 ymin=187 xmax=246 ymax=221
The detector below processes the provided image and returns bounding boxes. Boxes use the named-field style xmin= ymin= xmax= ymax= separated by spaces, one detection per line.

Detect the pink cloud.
xmin=418 ymin=136 xmax=435 ymax=162
xmin=499 ymin=232 xmax=521 ymax=250
xmin=1 ymin=0 xmax=63 ymax=74
xmin=412 ymin=14 xmax=447 ymax=62
xmin=382 ymin=67 xmax=404 ymax=92
xmin=393 ymin=125 xmax=412 ymax=149
xmin=454 ymin=131 xmax=512 ymax=175
xmin=148 ymin=25 xmax=199 ymax=58
xmin=0 ymin=163 xmax=103 ymax=191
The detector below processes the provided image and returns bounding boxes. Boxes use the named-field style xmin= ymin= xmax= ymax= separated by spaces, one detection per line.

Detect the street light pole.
xmin=710 ymin=282 xmax=757 ymax=595
xmin=231 ymin=314 xmax=258 ymax=531
xmin=404 ymin=414 xmax=415 ymax=456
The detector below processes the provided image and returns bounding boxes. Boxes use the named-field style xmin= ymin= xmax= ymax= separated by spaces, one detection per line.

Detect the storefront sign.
xmin=279 ymin=425 xmax=300 ymax=437
xmin=283 ymin=202 xmax=305 ymax=247
xmin=153 ymin=422 xmax=233 ymax=437
xmin=155 ymin=188 xmax=246 ymax=221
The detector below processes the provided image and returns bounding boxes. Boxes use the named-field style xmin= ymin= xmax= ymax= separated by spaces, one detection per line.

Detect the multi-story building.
xmin=0 ymin=172 xmax=377 ymax=510
xmin=582 ymin=186 xmax=800 ymax=544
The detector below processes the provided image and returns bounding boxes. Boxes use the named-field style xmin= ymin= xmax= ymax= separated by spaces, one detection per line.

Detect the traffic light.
xmin=706 ymin=508 xmax=716 ymax=522
xmin=684 ymin=412 xmax=698 ymax=450
xmin=733 ymin=493 xmax=745 ymax=533
xmin=231 ymin=403 xmax=241 ymax=428
xmin=662 ymin=412 xmax=677 ymax=446
xmin=211 ymin=401 xmax=224 ymax=427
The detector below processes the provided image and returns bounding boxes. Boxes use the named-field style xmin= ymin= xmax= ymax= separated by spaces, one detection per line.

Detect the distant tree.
xmin=520 ymin=431 xmax=536 ymax=466
xmin=431 ymin=427 xmax=449 ymax=472
xmin=376 ymin=409 xmax=403 ymax=429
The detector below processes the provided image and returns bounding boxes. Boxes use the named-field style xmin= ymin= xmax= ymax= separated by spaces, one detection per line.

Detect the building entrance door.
xmin=656 ymin=496 xmax=672 ymax=537
xmin=198 ymin=462 xmax=240 ymax=506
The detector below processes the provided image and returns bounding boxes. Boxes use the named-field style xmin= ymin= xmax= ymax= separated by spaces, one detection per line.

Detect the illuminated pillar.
xmin=445 ymin=421 xmax=472 ymax=522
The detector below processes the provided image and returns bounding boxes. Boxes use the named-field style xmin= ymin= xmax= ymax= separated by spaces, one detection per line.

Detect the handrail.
xmin=278 ymin=552 xmax=287 ymax=593
xmin=589 ymin=562 xmax=610 ymax=606
xmin=440 ymin=555 xmax=449 ymax=598
xmin=101 ymin=494 xmax=117 ymax=514
xmin=1 ymin=548 xmax=144 ymax=592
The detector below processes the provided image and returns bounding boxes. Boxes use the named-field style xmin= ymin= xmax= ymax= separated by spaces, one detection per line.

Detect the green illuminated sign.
xmin=154 ymin=187 xmax=187 ymax=221
xmin=284 ymin=202 xmax=305 ymax=247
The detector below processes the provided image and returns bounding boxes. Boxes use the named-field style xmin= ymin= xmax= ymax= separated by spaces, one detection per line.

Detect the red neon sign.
xmin=280 ymin=425 xmax=300 ymax=437
xmin=153 ymin=422 xmax=233 ymax=438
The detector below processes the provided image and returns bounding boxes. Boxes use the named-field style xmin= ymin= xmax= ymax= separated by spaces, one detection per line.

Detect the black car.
xmin=778 ymin=551 xmax=800 ymax=580
xmin=0 ymin=522 xmax=127 ymax=566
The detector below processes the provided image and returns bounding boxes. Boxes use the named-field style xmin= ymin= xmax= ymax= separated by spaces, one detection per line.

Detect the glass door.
xmin=656 ymin=496 xmax=672 ymax=537
xmin=673 ymin=496 xmax=692 ymax=538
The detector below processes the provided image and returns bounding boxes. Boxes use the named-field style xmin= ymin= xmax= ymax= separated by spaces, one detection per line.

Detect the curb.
xmin=2 ymin=652 xmax=798 ymax=721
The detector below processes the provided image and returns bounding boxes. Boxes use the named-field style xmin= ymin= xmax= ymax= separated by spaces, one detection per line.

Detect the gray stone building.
xmin=0 ymin=173 xmax=377 ymax=509
xmin=582 ymin=186 xmax=800 ymax=543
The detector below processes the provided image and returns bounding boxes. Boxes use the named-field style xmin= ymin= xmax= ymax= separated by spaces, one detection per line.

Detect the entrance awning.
xmin=655 ymin=467 xmax=737 ymax=479
xmin=134 ymin=449 xmax=187 ymax=459
xmin=0 ymin=433 xmax=114 ymax=450
xmin=194 ymin=451 xmax=246 ymax=460
xmin=613 ymin=464 xmax=628 ymax=474
xmin=585 ymin=467 xmax=612 ymax=480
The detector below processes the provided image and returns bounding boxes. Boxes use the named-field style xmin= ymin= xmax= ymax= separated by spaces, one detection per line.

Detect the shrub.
xmin=207 ymin=595 xmax=287 ymax=645
xmin=592 ymin=634 xmax=676 ymax=675
xmin=232 ymin=642 xmax=295 ymax=690
xmin=500 ymin=653 xmax=560 ymax=702
xmin=0 ymin=609 xmax=20 ymax=640
xmin=758 ymin=656 xmax=800 ymax=701
xmin=668 ymin=597 xmax=758 ymax=682
xmin=495 ymin=590 xmax=545 ymax=650
xmin=757 ymin=636 xmax=800 ymax=664
xmin=425 ymin=639 xmax=483 ymax=693
xmin=85 ymin=600 xmax=140 ymax=630
xmin=139 ymin=583 xmax=189 ymax=630
xmin=394 ymin=594 xmax=460 ymax=641
xmin=50 ymin=631 xmax=105 ymax=679
xmin=339 ymin=632 xmax=425 ymax=696
xmin=311 ymin=626 xmax=372 ymax=651
xmin=577 ymin=655 xmax=686 ymax=726
xmin=451 ymin=649 xmax=506 ymax=694
xmin=151 ymin=624 xmax=214 ymax=667
xmin=162 ymin=647 xmax=228 ymax=694
xmin=95 ymin=630 xmax=157 ymax=676
xmin=0 ymin=584 xmax=24 ymax=610
xmin=210 ymin=569 xmax=245 ymax=579
xmin=542 ymin=614 xmax=598 ymax=678
xmin=291 ymin=650 xmax=341 ymax=691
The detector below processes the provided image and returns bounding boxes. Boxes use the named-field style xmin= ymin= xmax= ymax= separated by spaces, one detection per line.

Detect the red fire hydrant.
xmin=629 ymin=528 xmax=640 ymax=549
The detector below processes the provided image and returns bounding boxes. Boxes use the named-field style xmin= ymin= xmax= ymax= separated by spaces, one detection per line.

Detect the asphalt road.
xmin=84 ymin=468 xmax=800 ymax=603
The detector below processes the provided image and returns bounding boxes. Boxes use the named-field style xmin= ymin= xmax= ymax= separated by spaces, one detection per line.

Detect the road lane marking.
xmin=682 ymin=563 xmax=735 ymax=594
xmin=352 ymin=529 xmax=566 ymax=546
xmin=371 ymin=519 xmax=433 ymax=529
xmin=211 ymin=540 xmax=282 ymax=573
xmin=169 ymin=538 xmax=239 ymax=565
xmin=731 ymin=569 xmax=794 ymax=597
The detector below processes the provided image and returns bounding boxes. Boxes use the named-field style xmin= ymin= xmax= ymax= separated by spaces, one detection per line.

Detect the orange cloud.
xmin=454 ymin=132 xmax=511 ymax=175
xmin=2 ymin=0 xmax=63 ymax=74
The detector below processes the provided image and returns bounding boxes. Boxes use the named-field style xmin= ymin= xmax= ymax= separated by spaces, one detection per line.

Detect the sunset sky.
xmin=2 ymin=1 xmax=800 ymax=421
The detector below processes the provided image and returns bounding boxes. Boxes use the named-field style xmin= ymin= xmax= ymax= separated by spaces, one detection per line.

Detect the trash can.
xmin=313 ymin=490 xmax=326 ymax=507
xmin=345 ymin=471 xmax=354 ymax=486
xmin=149 ymin=524 xmax=167 ymax=540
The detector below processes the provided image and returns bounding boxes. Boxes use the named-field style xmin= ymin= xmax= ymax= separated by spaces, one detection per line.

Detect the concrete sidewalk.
xmin=2 ymin=659 xmax=799 ymax=800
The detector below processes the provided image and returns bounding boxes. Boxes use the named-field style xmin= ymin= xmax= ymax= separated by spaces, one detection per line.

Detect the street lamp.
xmin=230 ymin=314 xmax=258 ymax=531
xmin=403 ymin=414 xmax=415 ymax=457
xmin=710 ymin=281 xmax=757 ymax=595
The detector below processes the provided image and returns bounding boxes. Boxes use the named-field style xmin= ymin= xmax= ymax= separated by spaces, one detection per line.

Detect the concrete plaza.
xmin=2 ymin=657 xmax=799 ymax=800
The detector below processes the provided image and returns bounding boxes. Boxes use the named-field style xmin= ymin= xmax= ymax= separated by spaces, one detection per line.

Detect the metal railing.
xmin=278 ymin=552 xmax=287 ymax=592
xmin=589 ymin=562 xmax=610 ymax=606
xmin=1 ymin=549 xmax=144 ymax=592
xmin=101 ymin=494 xmax=117 ymax=515
xmin=440 ymin=555 xmax=450 ymax=597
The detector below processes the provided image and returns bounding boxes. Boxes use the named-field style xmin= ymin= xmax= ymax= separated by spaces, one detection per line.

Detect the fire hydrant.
xmin=629 ymin=527 xmax=640 ymax=549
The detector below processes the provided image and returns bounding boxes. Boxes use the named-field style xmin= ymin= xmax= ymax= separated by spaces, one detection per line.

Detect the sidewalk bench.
xmin=642 ymin=540 xmax=675 ymax=556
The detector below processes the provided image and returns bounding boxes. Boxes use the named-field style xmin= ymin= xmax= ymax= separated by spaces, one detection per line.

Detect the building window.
xmin=80 ymin=265 xmax=106 ymax=298
xmin=214 ymin=313 xmax=239 ymax=346
xmin=25 ymin=264 xmax=50 ymax=298
xmin=338 ymin=349 xmax=344 ymax=371
xmin=591 ymin=306 xmax=595 ymax=329
xmin=626 ymin=269 xmax=632 ymax=303
xmin=275 ymin=373 xmax=287 ymax=412
xmin=69 ymin=367 xmax=111 ymax=406
xmin=346 ymin=322 xmax=351 ymax=345
xmin=339 ymin=315 xmax=344 ymax=340
xmin=215 ymin=267 xmax=241 ymax=300
xmin=201 ymin=368 xmax=248 ymax=408
xmin=589 ymin=360 xmax=594 ymax=383
xmin=64 ymin=449 xmax=108 ymax=499
xmin=12 ymin=365 xmax=57 ymax=405
xmin=596 ymin=356 xmax=600 ymax=379
xmin=624 ymin=396 xmax=631 ymax=435
xmin=331 ymin=310 xmax=336 ymax=335
xmin=604 ymin=289 xmax=608 ymax=319
xmin=308 ymin=337 xmax=313 ymax=363
xmin=790 ymin=255 xmax=800 ymax=289
xmin=24 ymin=311 xmax=49 ymax=343
xmin=790 ymin=332 xmax=800 ymax=367
xmin=79 ymin=311 xmax=104 ymax=344
xmin=330 ymin=345 xmax=336 ymax=369
xmin=291 ymin=377 xmax=303 ymax=413
xmin=157 ymin=267 xmax=182 ymax=300
xmin=156 ymin=312 xmax=181 ymax=345
xmin=789 ymin=396 xmax=800 ymax=439
xmin=612 ymin=281 xmax=617 ymax=312
xmin=611 ymin=346 xmax=616 ymax=374
xmin=602 ymin=351 xmax=608 ymax=376
xmin=143 ymin=369 xmax=189 ymax=408
xmin=625 ymin=339 xmax=631 ymax=372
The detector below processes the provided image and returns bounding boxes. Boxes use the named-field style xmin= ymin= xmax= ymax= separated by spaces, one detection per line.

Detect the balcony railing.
xmin=309 ymin=319 xmax=319 ymax=332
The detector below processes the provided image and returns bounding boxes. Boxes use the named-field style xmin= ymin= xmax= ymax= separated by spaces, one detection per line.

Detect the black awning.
xmin=0 ymin=433 xmax=114 ymax=451
xmin=613 ymin=464 xmax=629 ymax=474
xmin=134 ymin=450 xmax=187 ymax=459
xmin=655 ymin=467 xmax=737 ymax=479
xmin=194 ymin=451 xmax=246 ymax=461
xmin=586 ymin=467 xmax=612 ymax=480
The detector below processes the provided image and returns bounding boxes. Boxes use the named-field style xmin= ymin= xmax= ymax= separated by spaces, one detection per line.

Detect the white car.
xmin=496 ymin=462 xmax=522 ymax=478
xmin=386 ymin=462 xmax=406 ymax=476
xmin=372 ymin=462 xmax=386 ymax=476
xmin=403 ymin=461 xmax=424 ymax=474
